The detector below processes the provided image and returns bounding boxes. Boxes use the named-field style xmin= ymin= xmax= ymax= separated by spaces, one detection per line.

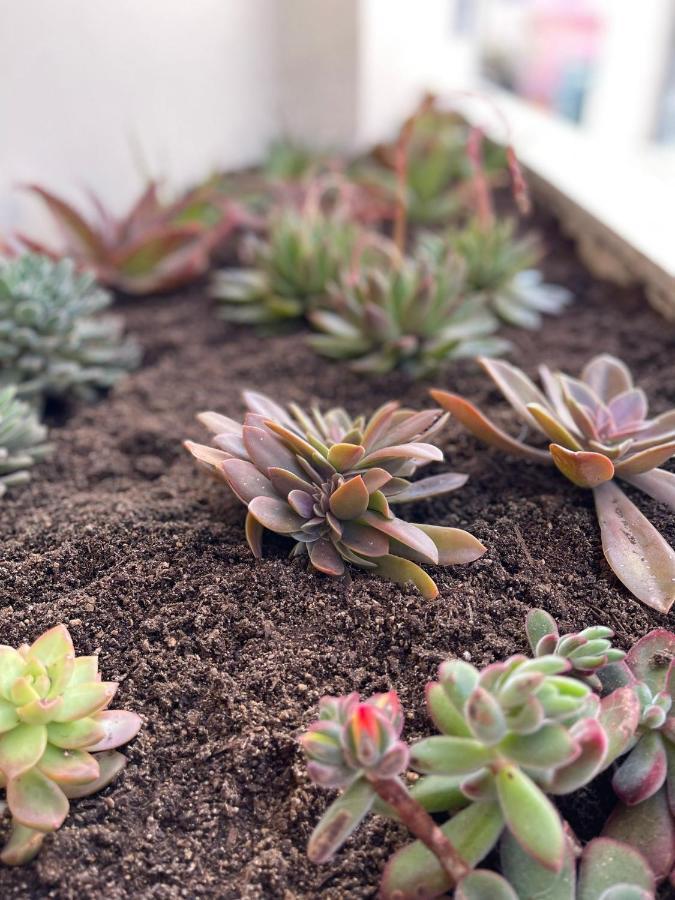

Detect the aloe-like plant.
xmin=0 ymin=253 xmax=139 ymax=404
xmin=595 ymin=628 xmax=675 ymax=883
xmin=211 ymin=203 xmax=361 ymax=325
xmin=185 ymin=391 xmax=485 ymax=597
xmin=526 ymin=608 xmax=626 ymax=690
xmin=19 ymin=181 xmax=241 ymax=294
xmin=0 ymin=624 xmax=141 ymax=864
xmin=0 ymin=386 xmax=51 ymax=499
xmin=432 ymin=354 xmax=675 ymax=612
xmin=308 ymin=234 xmax=509 ymax=376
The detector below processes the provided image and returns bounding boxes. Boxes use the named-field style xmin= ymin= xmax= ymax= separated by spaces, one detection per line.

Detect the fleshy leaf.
xmin=414 ymin=524 xmax=486 ymax=565
xmin=425 ymin=683 xmax=472 ymax=738
xmin=340 ymin=522 xmax=389 ymax=558
xmin=47 ymin=717 xmax=106 ymax=750
xmin=456 ymin=870 xmax=518 ymax=900
xmin=593 ymin=481 xmax=675 ymax=613
xmin=622 ymin=468 xmax=675 ymax=512
xmin=361 ymin=511 xmax=438 ymax=563
xmin=387 ymin=472 xmax=468 ymax=504
xmin=598 ymin=687 xmax=641 ymax=768
xmin=495 ymin=765 xmax=564 ymax=871
xmin=84 ymin=710 xmax=142 ymax=752
xmin=500 ymin=829 xmax=576 ymax=900
xmin=499 ymin=723 xmax=577 ymax=770
xmin=327 ymin=443 xmax=365 ymax=471
xmin=603 ymin=786 xmax=674 ymax=882
xmin=308 ymin=539 xmax=345 ymax=576
xmin=545 ymin=718 xmax=608 ymax=794
xmin=525 ymin=608 xmax=558 ymax=654
xmin=410 ymin=736 xmax=493 ymax=776
xmin=0 ymin=823 xmax=45 ymax=866
xmin=7 ymin=767 xmax=69 ymax=832
xmin=624 ymin=629 xmax=675 ymax=694
xmin=549 ymin=444 xmax=614 ymax=488
xmin=578 ymin=837 xmax=654 ymax=900
xmin=615 ymin=442 xmax=675 ymax=477
xmin=61 ymin=749 xmax=127 ymax=799
xmin=53 ymin=682 xmax=117 ymax=723
xmin=0 ymin=723 xmax=47 ymax=778
xmin=27 ymin=625 xmax=74 ymax=667
xmin=582 ymin=355 xmax=633 ymax=403
xmin=220 ymin=459 xmax=276 ymax=503
xmin=247 ymin=496 xmax=304 ymax=534
xmin=37 ymin=744 xmax=99 ymax=784
xmin=612 ymin=732 xmax=667 ymax=806
xmin=527 ymin=403 xmax=582 ymax=450
xmin=307 ymin=778 xmax=375 ymax=864
xmin=371 ymin=554 xmax=438 ymax=598
xmin=329 ymin=476 xmax=370 ymax=520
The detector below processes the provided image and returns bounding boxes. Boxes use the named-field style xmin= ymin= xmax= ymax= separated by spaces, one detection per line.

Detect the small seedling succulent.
xmin=300 ymin=691 xmax=470 ymax=886
xmin=0 ymin=386 xmax=51 ymax=499
xmin=432 ymin=354 xmax=675 ymax=612
xmin=185 ymin=391 xmax=485 ymax=597
xmin=526 ymin=608 xmax=626 ymax=689
xmin=308 ymin=235 xmax=509 ymax=377
xmin=0 ymin=624 xmax=141 ymax=864
xmin=0 ymin=253 xmax=139 ymax=404
xmin=448 ymin=218 xmax=573 ymax=329
xmin=20 ymin=181 xmax=241 ymax=294
xmin=211 ymin=202 xmax=361 ymax=325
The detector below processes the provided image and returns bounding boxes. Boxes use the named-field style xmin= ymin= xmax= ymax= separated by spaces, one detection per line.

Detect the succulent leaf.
xmin=578 ymin=838 xmax=655 ymax=900
xmin=612 ymin=731 xmax=667 ymax=806
xmin=456 ymin=869 xmax=518 ymax=900
xmin=306 ymin=777 xmax=375 ymax=864
xmin=500 ymin=829 xmax=576 ymax=900
xmin=495 ymin=765 xmax=564 ymax=871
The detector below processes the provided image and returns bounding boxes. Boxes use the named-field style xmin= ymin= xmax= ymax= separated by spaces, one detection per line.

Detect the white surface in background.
xmin=0 ymin=0 xmax=279 ymax=236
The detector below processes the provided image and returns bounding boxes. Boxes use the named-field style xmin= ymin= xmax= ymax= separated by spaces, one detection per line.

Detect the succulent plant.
xmin=447 ymin=218 xmax=573 ymax=329
xmin=308 ymin=234 xmax=509 ymax=376
xmin=526 ymin=608 xmax=626 ymax=690
xmin=432 ymin=354 xmax=675 ymax=612
xmin=0 ymin=624 xmax=141 ymax=864
xmin=0 ymin=253 xmax=139 ymax=404
xmin=263 ymin=139 xmax=330 ymax=182
xmin=185 ymin=391 xmax=485 ymax=597
xmin=0 ymin=386 xmax=51 ymax=499
xmin=211 ymin=203 xmax=361 ymax=325
xmin=489 ymin=833 xmax=655 ymax=900
xmin=19 ymin=181 xmax=242 ymax=294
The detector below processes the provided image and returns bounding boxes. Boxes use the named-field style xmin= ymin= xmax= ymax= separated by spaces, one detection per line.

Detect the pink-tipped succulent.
xmin=300 ymin=691 xmax=469 ymax=886
xmin=0 ymin=624 xmax=141 ymax=864
xmin=526 ymin=608 xmax=626 ymax=690
xmin=18 ymin=181 xmax=244 ymax=295
xmin=432 ymin=354 xmax=675 ymax=612
xmin=185 ymin=391 xmax=486 ymax=598
xmin=595 ymin=628 xmax=675 ymax=883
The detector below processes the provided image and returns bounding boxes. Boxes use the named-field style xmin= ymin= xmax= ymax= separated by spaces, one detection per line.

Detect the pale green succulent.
xmin=0 ymin=385 xmax=51 ymax=499
xmin=0 ymin=253 xmax=140 ymax=404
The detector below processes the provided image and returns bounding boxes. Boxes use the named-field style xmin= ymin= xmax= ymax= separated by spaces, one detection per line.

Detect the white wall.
xmin=0 ymin=0 xmax=279 ymax=234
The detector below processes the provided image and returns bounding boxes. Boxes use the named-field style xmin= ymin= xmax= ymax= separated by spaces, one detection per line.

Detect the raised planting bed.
xmin=0 ymin=201 xmax=673 ymax=898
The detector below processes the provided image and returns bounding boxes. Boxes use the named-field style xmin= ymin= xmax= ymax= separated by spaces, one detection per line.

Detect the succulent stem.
xmin=368 ymin=775 xmax=470 ymax=885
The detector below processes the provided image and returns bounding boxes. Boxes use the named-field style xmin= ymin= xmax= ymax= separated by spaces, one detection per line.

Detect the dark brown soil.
xmin=0 ymin=207 xmax=674 ymax=899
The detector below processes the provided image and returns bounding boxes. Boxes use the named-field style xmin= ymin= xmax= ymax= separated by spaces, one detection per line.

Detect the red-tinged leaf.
xmin=7 ymin=768 xmax=69 ymax=832
xmin=612 ymin=732 xmax=667 ymax=806
xmin=245 ymin=511 xmax=264 ymax=557
xmin=598 ymin=687 xmax=641 ymax=768
xmin=615 ymin=441 xmax=675 ymax=476
xmin=456 ymin=870 xmax=518 ymax=900
xmin=622 ymin=468 xmax=675 ymax=511
xmin=243 ymin=391 xmax=297 ymax=429
xmin=525 ymin=608 xmax=558 ymax=653
xmin=593 ymin=481 xmax=675 ymax=613
xmin=0 ymin=724 xmax=47 ymax=778
xmin=307 ymin=778 xmax=374 ymax=864
xmin=549 ymin=444 xmax=614 ymax=488
xmin=361 ymin=511 xmax=438 ymax=563
xmin=0 ymin=823 xmax=45 ymax=866
xmin=578 ymin=837 xmax=654 ymax=900
xmin=61 ymin=750 xmax=126 ymax=799
xmin=429 ymin=390 xmax=550 ymax=462
xmin=603 ymin=787 xmax=675 ymax=882
xmin=221 ymin=459 xmax=276 ymax=504
xmin=527 ymin=403 xmax=583 ymax=449
xmin=387 ymin=472 xmax=468 ymax=504
xmin=247 ymin=496 xmax=304 ymax=534
xmin=85 ymin=710 xmax=142 ymax=752
xmin=545 ymin=718 xmax=608 ymax=794
xmin=359 ymin=467 xmax=392 ymax=492
xmin=609 ymin=389 xmax=648 ymax=429
xmin=362 ymin=401 xmax=400 ymax=448
xmin=414 ymin=525 xmax=486 ymax=565
xmin=46 ymin=718 xmax=105 ymax=750
xmin=625 ymin=629 xmax=675 ymax=693
xmin=499 ymin=723 xmax=578 ymax=770
xmin=665 ymin=739 xmax=675 ymax=818
xmin=242 ymin=426 xmax=304 ymax=479
xmin=287 ymin=489 xmax=314 ymax=518
xmin=380 ymin=800 xmax=504 ymax=900
xmin=340 ymin=522 xmax=389 ymax=558
xmin=495 ymin=765 xmax=564 ymax=871
xmin=213 ymin=432 xmax=247 ymax=458
xmin=425 ymin=683 xmax=472 ymax=738
xmin=27 ymin=625 xmax=74 ymax=667
xmin=362 ymin=442 xmax=443 ymax=465
xmin=500 ymin=829 xmax=576 ymax=900
xmin=465 ymin=688 xmax=506 ymax=744
xmin=480 ymin=358 xmax=551 ymax=427
xmin=24 ymin=185 xmax=105 ymax=259
xmin=112 ymin=225 xmax=202 ymax=275
xmin=196 ymin=411 xmax=242 ymax=436
xmin=376 ymin=410 xmax=447 ymax=448
xmin=183 ymin=441 xmax=230 ymax=479
xmin=37 ymin=744 xmax=99 ymax=785
xmin=267 ymin=466 xmax=314 ymax=498
xmin=372 ymin=554 xmax=438 ymax=599
xmin=327 ymin=443 xmax=365 ymax=471
xmin=264 ymin=421 xmax=334 ymax=477
xmin=582 ymin=354 xmax=633 ymax=402
xmin=329 ymin=476 xmax=370 ymax=520
xmin=308 ymin=539 xmax=345 ymax=576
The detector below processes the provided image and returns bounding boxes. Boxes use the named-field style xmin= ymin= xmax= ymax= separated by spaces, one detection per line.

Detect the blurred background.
xmin=1 ymin=0 xmax=673 ymax=272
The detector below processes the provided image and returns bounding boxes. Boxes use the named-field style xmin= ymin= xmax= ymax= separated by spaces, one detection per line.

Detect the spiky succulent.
xmin=448 ymin=218 xmax=573 ymax=329
xmin=0 ymin=254 xmax=139 ymax=404
xmin=0 ymin=386 xmax=51 ymax=499
xmin=20 ymin=181 xmax=241 ymax=294
xmin=0 ymin=624 xmax=141 ymax=864
xmin=185 ymin=391 xmax=485 ymax=597
xmin=211 ymin=204 xmax=360 ymax=325
xmin=432 ymin=354 xmax=675 ymax=612
xmin=526 ymin=608 xmax=626 ymax=690
xmin=308 ymin=235 xmax=509 ymax=376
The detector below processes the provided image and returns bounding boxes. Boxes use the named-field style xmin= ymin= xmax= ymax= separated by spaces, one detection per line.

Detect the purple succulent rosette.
xmin=186 ymin=391 xmax=485 ymax=597
xmin=433 ymin=353 xmax=675 ymax=611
